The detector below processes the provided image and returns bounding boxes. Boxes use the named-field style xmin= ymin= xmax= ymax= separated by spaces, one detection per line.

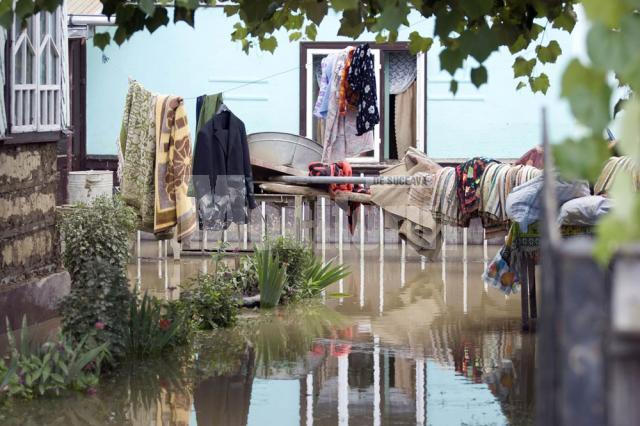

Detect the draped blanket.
xmin=118 ymin=80 xmax=156 ymax=231
xmin=154 ymin=95 xmax=196 ymax=242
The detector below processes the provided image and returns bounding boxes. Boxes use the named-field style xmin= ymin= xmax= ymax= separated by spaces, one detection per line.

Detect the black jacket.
xmin=193 ymin=110 xmax=257 ymax=229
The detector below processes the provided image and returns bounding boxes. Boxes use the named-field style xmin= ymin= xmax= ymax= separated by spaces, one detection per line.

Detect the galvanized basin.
xmin=248 ymin=132 xmax=322 ymax=172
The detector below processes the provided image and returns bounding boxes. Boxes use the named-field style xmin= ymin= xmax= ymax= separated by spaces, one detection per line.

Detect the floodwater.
xmin=1 ymin=242 xmax=535 ymax=426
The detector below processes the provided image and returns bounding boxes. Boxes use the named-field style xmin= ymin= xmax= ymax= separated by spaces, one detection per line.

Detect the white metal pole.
xmin=306 ymin=372 xmax=314 ymax=426
xmin=401 ymin=240 xmax=406 ymax=287
xmin=338 ymin=354 xmax=349 ymax=426
xmin=261 ymin=201 xmax=266 ymax=242
xmin=321 ymin=196 xmax=326 ymax=262
xmin=281 ymin=206 xmax=286 ymax=237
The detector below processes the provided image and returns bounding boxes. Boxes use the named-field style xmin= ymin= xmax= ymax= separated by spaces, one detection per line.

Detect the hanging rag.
xmin=431 ymin=167 xmax=464 ymax=227
xmin=339 ymin=48 xmax=357 ymax=117
xmin=515 ymin=145 xmax=544 ymax=169
xmin=154 ymin=95 xmax=197 ymax=242
xmin=313 ymin=55 xmax=338 ymax=119
xmin=594 ymin=156 xmax=640 ymax=195
xmin=388 ymin=52 xmax=417 ymax=95
xmin=371 ymin=148 xmax=442 ymax=256
xmin=394 ymin=81 xmax=416 ymax=158
xmin=117 ymin=80 xmax=157 ymax=231
xmin=455 ymin=157 xmax=498 ymax=227
xmin=348 ymin=44 xmax=380 ymax=135
xmin=323 ymin=50 xmax=374 ymax=162
xmin=308 ymin=161 xmax=366 ymax=233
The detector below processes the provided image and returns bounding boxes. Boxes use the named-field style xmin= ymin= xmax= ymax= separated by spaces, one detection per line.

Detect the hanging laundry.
xmin=594 ymin=156 xmax=640 ymax=195
xmin=195 ymin=92 xmax=224 ymax=135
xmin=322 ymin=49 xmax=374 ymax=162
xmin=348 ymin=44 xmax=380 ymax=136
xmin=339 ymin=47 xmax=357 ymax=117
xmin=153 ymin=95 xmax=197 ymax=242
xmin=394 ymin=81 xmax=416 ymax=158
xmin=431 ymin=167 xmax=464 ymax=227
xmin=313 ymin=55 xmax=338 ymax=119
xmin=308 ymin=161 xmax=366 ymax=233
xmin=193 ymin=107 xmax=257 ymax=231
xmin=455 ymin=157 xmax=499 ymax=227
xmin=515 ymin=145 xmax=544 ymax=169
xmin=371 ymin=148 xmax=442 ymax=258
xmin=117 ymin=80 xmax=157 ymax=232
xmin=482 ymin=226 xmax=520 ymax=295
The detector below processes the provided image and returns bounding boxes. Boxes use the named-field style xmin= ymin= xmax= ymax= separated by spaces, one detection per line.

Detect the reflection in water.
xmin=1 ymin=243 xmax=534 ymax=425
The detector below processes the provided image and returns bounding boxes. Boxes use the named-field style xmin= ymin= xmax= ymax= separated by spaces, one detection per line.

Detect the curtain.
xmin=394 ymin=81 xmax=416 ymax=158
xmin=60 ymin=5 xmax=70 ymax=129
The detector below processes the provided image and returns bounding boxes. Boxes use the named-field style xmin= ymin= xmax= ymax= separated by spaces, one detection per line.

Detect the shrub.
xmin=178 ymin=273 xmax=239 ymax=329
xmin=124 ymin=293 xmax=188 ymax=359
xmin=300 ymin=257 xmax=350 ymax=298
xmin=255 ymin=247 xmax=287 ymax=309
xmin=58 ymin=195 xmax=136 ymax=281
xmin=58 ymin=195 xmax=136 ymax=361
xmin=58 ymin=259 xmax=131 ymax=360
xmin=270 ymin=237 xmax=313 ymax=302
xmin=0 ymin=318 xmax=109 ymax=400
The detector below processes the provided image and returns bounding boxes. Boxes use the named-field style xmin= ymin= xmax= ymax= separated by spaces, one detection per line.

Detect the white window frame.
xmin=11 ymin=8 xmax=63 ymax=133
xmin=306 ymin=48 xmax=382 ymax=163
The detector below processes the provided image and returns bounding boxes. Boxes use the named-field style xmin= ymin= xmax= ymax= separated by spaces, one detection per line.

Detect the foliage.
xmin=0 ymin=318 xmax=109 ymax=400
xmin=58 ymin=259 xmax=131 ymax=361
xmin=270 ymin=236 xmax=313 ymax=302
xmin=178 ymin=272 xmax=239 ymax=330
xmin=550 ymin=0 xmax=640 ymax=263
xmin=300 ymin=257 xmax=351 ymax=298
xmin=254 ymin=247 xmax=287 ymax=309
xmin=58 ymin=195 xmax=136 ymax=281
xmin=3 ymin=1 xmax=579 ymax=92
xmin=123 ymin=292 xmax=188 ymax=359
xmin=58 ymin=196 xmax=136 ymax=360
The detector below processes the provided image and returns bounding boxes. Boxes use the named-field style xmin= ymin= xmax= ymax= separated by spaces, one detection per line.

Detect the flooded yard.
xmin=1 ymin=243 xmax=534 ymax=425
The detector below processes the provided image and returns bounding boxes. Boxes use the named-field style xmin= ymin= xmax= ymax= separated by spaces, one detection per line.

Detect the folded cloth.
xmin=399 ymin=220 xmax=442 ymax=261
xmin=506 ymin=175 xmax=590 ymax=232
xmin=557 ymin=195 xmax=613 ymax=226
xmin=594 ymin=156 xmax=640 ymax=195
xmin=371 ymin=148 xmax=442 ymax=252
xmin=455 ymin=157 xmax=498 ymax=226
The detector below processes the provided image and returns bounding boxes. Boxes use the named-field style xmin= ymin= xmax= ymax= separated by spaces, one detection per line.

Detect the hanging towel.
xmin=394 ymin=81 xmax=416 ymax=158
xmin=455 ymin=157 xmax=499 ymax=227
xmin=118 ymin=80 xmax=157 ymax=231
xmin=313 ymin=54 xmax=338 ymax=119
xmin=348 ymin=44 xmax=380 ymax=135
xmin=154 ymin=95 xmax=197 ymax=242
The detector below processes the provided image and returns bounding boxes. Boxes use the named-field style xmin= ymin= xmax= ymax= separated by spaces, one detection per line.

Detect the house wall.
xmin=86 ymin=8 xmax=579 ymax=159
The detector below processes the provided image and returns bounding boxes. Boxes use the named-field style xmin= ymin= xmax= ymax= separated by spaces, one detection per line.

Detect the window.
xmin=11 ymin=9 xmax=62 ymax=133
xmin=301 ymin=42 xmax=426 ymax=163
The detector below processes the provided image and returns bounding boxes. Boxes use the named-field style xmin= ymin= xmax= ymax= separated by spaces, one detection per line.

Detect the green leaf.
xmin=536 ymin=40 xmax=562 ymax=64
xmin=529 ymin=73 xmax=550 ymax=94
xmin=516 ymin=81 xmax=527 ymax=90
xmin=145 ymin=7 xmax=169 ymax=33
xmin=138 ymin=0 xmax=155 ymax=16
xmin=450 ymin=80 xmax=458 ymax=95
xmin=513 ymin=57 xmax=536 ymax=78
xmin=302 ymin=0 xmax=328 ymax=25
xmin=434 ymin=8 xmax=464 ymax=38
xmin=509 ymin=35 xmax=529 ymax=54
xmin=552 ymin=6 xmax=578 ymax=32
xmin=289 ymin=31 xmax=303 ymax=42
xmin=93 ymin=32 xmax=111 ymax=51
xmin=375 ymin=32 xmax=387 ymax=44
xmin=459 ymin=0 xmax=493 ymax=19
xmin=470 ymin=65 xmax=488 ymax=88
xmin=552 ymin=136 xmax=611 ymax=182
xmin=332 ymin=0 xmax=358 ymax=10
xmin=440 ymin=48 xmax=465 ymax=75
xmin=371 ymin=0 xmax=410 ymax=32
xmin=259 ymin=36 xmax=277 ymax=53
xmin=305 ymin=23 xmax=317 ymax=40
xmin=582 ymin=0 xmax=628 ymax=28
xmin=561 ymin=59 xmax=612 ymax=133
xmin=619 ymin=98 xmax=640 ymax=164
xmin=408 ymin=32 xmax=433 ymax=55
xmin=338 ymin=9 xmax=364 ymax=38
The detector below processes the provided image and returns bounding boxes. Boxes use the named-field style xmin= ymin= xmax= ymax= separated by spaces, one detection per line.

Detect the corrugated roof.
xmin=67 ymin=0 xmax=103 ymax=15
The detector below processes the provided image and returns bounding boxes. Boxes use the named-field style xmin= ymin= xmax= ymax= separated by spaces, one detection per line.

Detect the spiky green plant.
xmin=255 ymin=247 xmax=287 ymax=309
xmin=301 ymin=257 xmax=351 ymax=297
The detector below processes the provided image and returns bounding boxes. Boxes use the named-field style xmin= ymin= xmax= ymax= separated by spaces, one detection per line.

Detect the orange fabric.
xmin=339 ymin=48 xmax=357 ymax=117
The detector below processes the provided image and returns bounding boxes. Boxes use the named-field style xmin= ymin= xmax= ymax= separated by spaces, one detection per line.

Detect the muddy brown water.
xmin=1 ymin=243 xmax=534 ymax=425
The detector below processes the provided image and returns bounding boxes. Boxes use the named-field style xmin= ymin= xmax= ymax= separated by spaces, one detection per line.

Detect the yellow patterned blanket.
xmin=154 ymin=95 xmax=196 ymax=242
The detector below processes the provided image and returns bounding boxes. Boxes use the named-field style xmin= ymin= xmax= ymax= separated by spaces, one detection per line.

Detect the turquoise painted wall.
xmin=86 ymin=8 xmax=579 ymax=158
